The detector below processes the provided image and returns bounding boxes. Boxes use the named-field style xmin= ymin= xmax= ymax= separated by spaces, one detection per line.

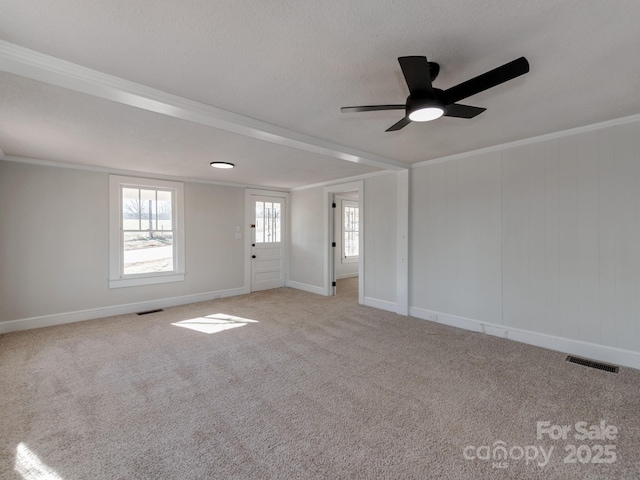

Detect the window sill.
xmin=109 ymin=273 xmax=185 ymax=289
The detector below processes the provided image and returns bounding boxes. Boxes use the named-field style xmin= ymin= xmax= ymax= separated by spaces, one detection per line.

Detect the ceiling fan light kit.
xmin=341 ymin=55 xmax=529 ymax=131
xmin=407 ymin=95 xmax=446 ymax=122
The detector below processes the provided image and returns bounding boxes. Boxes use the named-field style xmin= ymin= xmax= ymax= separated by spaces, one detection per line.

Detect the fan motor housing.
xmin=406 ymin=91 xmax=447 ymax=117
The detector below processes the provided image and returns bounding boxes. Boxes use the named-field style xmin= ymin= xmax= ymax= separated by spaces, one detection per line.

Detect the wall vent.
xmin=136 ymin=309 xmax=164 ymax=316
xmin=566 ymin=355 xmax=619 ymax=373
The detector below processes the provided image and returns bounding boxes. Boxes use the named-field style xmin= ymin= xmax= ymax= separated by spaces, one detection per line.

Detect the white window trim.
xmin=341 ymin=199 xmax=359 ymax=264
xmin=109 ymin=175 xmax=185 ymax=288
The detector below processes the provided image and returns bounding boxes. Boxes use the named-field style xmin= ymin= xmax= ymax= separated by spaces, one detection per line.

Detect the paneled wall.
xmin=411 ymin=153 xmax=502 ymax=324
xmin=411 ymin=120 xmax=640 ymax=354
xmin=364 ymin=173 xmax=397 ymax=304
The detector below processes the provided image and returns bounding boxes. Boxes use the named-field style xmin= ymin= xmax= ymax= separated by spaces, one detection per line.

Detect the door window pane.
xmin=255 ymin=201 xmax=281 ymax=243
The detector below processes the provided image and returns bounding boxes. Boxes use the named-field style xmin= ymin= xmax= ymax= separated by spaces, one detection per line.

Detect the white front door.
xmin=250 ymin=194 xmax=286 ymax=291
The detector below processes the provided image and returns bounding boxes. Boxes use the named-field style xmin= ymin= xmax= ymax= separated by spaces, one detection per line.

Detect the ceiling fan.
xmin=341 ymin=55 xmax=529 ymax=131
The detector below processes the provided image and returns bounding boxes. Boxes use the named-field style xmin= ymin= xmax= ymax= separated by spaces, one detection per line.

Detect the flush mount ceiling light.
xmin=210 ymin=162 xmax=234 ymax=169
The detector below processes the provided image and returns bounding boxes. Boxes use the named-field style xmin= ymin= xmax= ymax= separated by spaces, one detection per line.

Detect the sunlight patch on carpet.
xmin=15 ymin=443 xmax=63 ymax=480
xmin=171 ymin=313 xmax=258 ymax=334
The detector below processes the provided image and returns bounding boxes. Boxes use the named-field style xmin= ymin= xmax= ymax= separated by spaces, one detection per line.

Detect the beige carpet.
xmin=336 ymin=276 xmax=359 ymax=299
xmin=1 ymin=279 xmax=639 ymax=479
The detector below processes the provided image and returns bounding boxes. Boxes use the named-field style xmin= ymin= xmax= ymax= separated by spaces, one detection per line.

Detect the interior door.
xmin=251 ymin=195 xmax=286 ymax=291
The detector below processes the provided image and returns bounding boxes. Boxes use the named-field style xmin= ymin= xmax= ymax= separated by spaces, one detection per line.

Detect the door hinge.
xmin=332 ymin=281 xmax=336 ymax=287
xmin=332 ymin=242 xmax=336 ymax=247
xmin=332 ymin=202 xmax=336 ymax=208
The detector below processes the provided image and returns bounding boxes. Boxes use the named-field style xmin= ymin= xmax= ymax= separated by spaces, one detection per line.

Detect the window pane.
xmin=140 ymin=189 xmax=155 ymax=201
xmin=122 ymin=187 xmax=139 ymax=201
xmin=122 ymin=188 xmax=173 ymax=232
xmin=345 ymin=231 xmax=359 ymax=257
xmin=157 ymin=190 xmax=172 ymax=230
xmin=271 ymin=203 xmax=281 ymax=242
xmin=343 ymin=204 xmax=359 ymax=257
xmin=255 ymin=201 xmax=282 ymax=243
xmin=123 ymin=231 xmax=174 ymax=274
xmin=122 ymin=187 xmax=141 ymax=230
xmin=255 ymin=201 xmax=264 ymax=243
xmin=139 ymin=189 xmax=157 ymax=230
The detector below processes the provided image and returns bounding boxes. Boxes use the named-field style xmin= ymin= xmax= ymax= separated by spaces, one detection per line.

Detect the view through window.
xmin=122 ymin=187 xmax=174 ymax=274
xmin=343 ymin=201 xmax=359 ymax=259
xmin=255 ymin=201 xmax=281 ymax=243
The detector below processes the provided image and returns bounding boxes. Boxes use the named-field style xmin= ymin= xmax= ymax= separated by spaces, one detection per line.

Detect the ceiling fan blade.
xmin=398 ymin=56 xmax=434 ymax=94
xmin=386 ymin=117 xmax=411 ymax=132
xmin=341 ymin=105 xmax=405 ymax=113
xmin=444 ymin=57 xmax=529 ymax=104
xmin=444 ymin=104 xmax=486 ymax=119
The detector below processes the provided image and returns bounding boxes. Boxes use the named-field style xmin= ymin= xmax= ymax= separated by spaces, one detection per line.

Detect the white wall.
xmin=364 ymin=173 xmax=397 ymax=306
xmin=289 ymin=173 xmax=400 ymax=309
xmin=0 ymin=161 xmax=403 ymax=328
xmin=11 ymin=114 xmax=639 ymax=368
xmin=0 ymin=160 xmax=246 ymax=329
xmin=288 ymin=186 xmax=325 ymax=291
xmin=410 ymin=152 xmax=502 ymax=323
xmin=410 ymin=118 xmax=640 ymax=367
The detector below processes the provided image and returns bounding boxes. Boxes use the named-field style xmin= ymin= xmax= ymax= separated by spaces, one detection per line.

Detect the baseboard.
xmin=0 ymin=286 xmax=249 ymax=334
xmin=364 ymin=296 xmax=397 ymax=313
xmin=286 ymin=280 xmax=326 ymax=296
xmin=336 ymin=273 xmax=358 ymax=280
xmin=409 ymin=306 xmax=640 ymax=371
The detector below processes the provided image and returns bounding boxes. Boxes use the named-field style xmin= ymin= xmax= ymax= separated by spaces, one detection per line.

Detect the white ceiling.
xmin=1 ymin=1 xmax=640 ymax=189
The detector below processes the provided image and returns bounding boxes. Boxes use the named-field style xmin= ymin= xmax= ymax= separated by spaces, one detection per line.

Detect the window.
xmin=342 ymin=200 xmax=359 ymax=262
xmin=255 ymin=200 xmax=281 ymax=243
xmin=109 ymin=175 xmax=185 ymax=288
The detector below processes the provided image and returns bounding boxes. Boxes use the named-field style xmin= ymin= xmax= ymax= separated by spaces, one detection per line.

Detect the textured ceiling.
xmin=1 ymin=1 xmax=640 ymax=188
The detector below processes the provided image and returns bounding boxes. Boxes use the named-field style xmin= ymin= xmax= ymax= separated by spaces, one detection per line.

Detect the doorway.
xmin=333 ymin=192 xmax=360 ymax=298
xmin=324 ymin=181 xmax=364 ymax=303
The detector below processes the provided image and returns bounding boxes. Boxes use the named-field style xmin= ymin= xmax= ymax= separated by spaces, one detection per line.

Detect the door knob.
xmin=252 ymin=255 xmax=256 ymax=258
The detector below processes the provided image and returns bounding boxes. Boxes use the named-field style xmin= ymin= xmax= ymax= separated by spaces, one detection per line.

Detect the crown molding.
xmin=0 ymin=40 xmax=408 ymax=172
xmin=0 ymin=155 xmax=289 ymax=191
xmin=1 ymin=154 xmax=391 ymax=192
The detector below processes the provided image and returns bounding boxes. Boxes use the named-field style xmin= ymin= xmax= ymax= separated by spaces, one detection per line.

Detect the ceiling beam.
xmin=0 ymin=40 xmax=408 ymax=171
